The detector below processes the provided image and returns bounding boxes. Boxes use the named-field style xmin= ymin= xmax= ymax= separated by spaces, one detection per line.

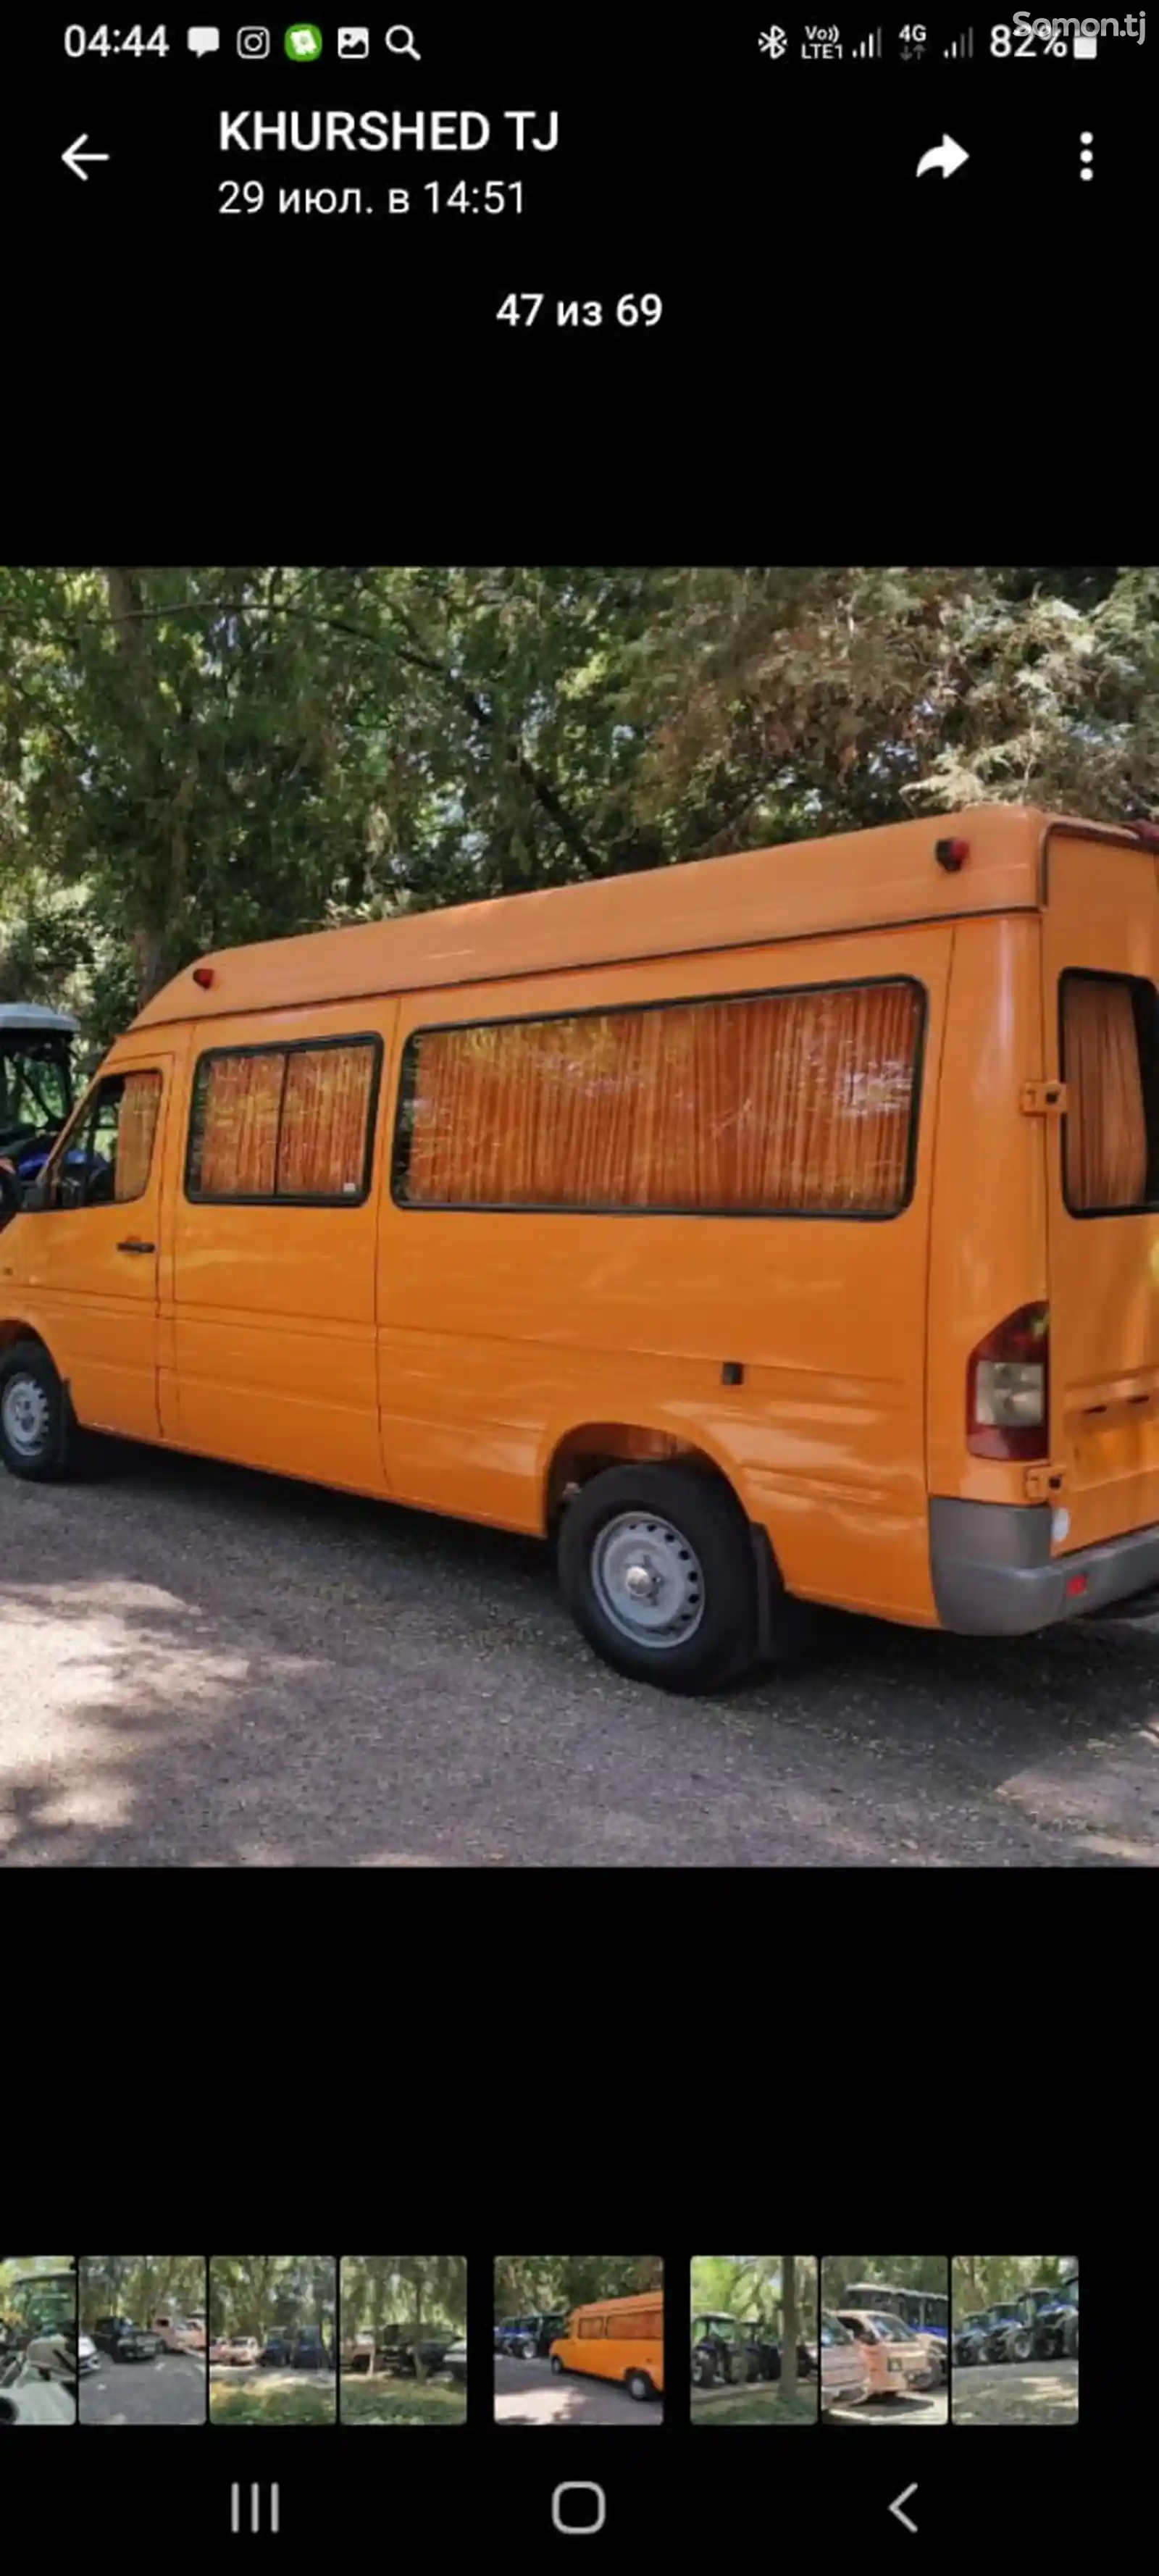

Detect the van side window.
xmin=187 ymin=1038 xmax=379 ymax=1204
xmin=1060 ymin=971 xmax=1159 ymax=1214
xmin=393 ymin=979 xmax=924 ymax=1218
xmin=46 ymin=1069 xmax=162 ymax=1210
xmin=577 ymin=2316 xmax=606 ymax=2339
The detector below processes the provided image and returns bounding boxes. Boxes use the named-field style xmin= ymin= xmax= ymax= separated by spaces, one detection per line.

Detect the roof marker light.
xmin=192 ymin=966 xmax=214 ymax=989
xmin=934 ymin=837 xmax=970 ymax=872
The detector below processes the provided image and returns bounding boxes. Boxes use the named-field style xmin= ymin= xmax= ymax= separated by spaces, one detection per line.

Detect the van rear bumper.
xmin=929 ymin=1497 xmax=1159 ymax=1637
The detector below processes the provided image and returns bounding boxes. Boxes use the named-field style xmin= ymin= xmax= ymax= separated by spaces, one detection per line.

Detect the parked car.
xmin=151 ymin=2312 xmax=194 ymax=2354
xmin=209 ymin=2337 xmax=231 ymax=2364
xmin=495 ymin=2316 xmax=524 ymax=2351
xmin=259 ymin=2334 xmax=295 ymax=2367
xmin=444 ymin=2341 xmax=468 ymax=2383
xmin=291 ymin=2332 xmax=331 ymax=2371
xmin=92 ymin=2316 xmax=162 ymax=2364
xmin=504 ymin=2313 xmax=568 ymax=2362
xmin=819 ymin=2313 xmax=870 ymax=2413
xmin=832 ymin=2311 xmax=929 ymax=2397
xmin=220 ymin=2335 xmax=261 ymax=2367
xmin=379 ymin=2329 xmax=454 ymax=2376
xmin=182 ymin=2314 xmax=208 ymax=2354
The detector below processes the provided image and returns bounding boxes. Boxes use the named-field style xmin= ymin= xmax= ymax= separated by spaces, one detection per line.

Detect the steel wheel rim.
xmin=590 ymin=1510 xmax=706 ymax=1648
xmin=1 ymin=1373 xmax=51 ymax=1459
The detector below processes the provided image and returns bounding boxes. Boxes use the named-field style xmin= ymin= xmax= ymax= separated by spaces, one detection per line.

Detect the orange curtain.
xmin=114 ymin=1071 xmax=162 ymax=1203
xmin=277 ymin=1045 xmax=374 ymax=1196
xmin=195 ymin=1052 xmax=285 ymax=1195
xmin=1063 ymin=977 xmax=1148 ymax=1208
xmin=403 ymin=983 xmax=921 ymax=1213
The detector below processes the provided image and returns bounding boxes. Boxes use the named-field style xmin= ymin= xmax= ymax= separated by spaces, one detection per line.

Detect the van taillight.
xmin=966 ymin=1302 xmax=1049 ymax=1459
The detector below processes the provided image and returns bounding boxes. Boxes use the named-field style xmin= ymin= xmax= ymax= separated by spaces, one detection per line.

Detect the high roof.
xmin=129 ymin=806 xmax=1131 ymax=1030
xmin=0 ymin=1003 xmax=79 ymax=1034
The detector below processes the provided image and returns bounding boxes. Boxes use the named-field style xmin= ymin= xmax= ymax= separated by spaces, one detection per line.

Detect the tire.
xmin=0 ymin=1340 xmax=75 ymax=1481
xmin=1010 ymin=2330 xmax=1032 ymax=2364
xmin=520 ymin=2339 xmax=537 ymax=2360
xmin=625 ymin=2370 xmax=655 ymax=2403
xmin=557 ymin=1463 xmax=761 ymax=1693
xmin=551 ymin=2354 xmax=565 ymax=2375
xmin=691 ymin=2353 xmax=709 ymax=2388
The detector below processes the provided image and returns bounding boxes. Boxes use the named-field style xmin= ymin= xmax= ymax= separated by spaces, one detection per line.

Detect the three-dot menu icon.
xmin=1080 ymin=132 xmax=1095 ymax=182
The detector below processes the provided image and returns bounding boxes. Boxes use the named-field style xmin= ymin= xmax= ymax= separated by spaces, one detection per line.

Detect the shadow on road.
xmin=2 ymin=1442 xmax=1158 ymax=1867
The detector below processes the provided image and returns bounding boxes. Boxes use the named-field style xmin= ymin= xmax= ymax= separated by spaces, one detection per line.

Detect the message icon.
xmin=285 ymin=21 xmax=322 ymax=56
xmin=187 ymin=25 xmax=221 ymax=51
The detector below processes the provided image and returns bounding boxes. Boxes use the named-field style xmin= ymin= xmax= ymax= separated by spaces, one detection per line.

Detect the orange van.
xmin=549 ymin=2293 xmax=664 ymax=2402
xmin=4 ymin=803 xmax=1159 ymax=1695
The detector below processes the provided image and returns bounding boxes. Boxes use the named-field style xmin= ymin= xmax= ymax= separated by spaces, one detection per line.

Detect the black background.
xmin=5 ymin=7 xmax=1149 ymax=548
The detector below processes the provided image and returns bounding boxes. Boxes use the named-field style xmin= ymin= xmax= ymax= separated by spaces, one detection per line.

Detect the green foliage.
xmin=690 ymin=2254 xmax=819 ymax=2337
xmin=341 ymin=2255 xmax=466 ymax=2341
xmin=341 ymin=2380 xmax=466 ymax=2425
xmin=951 ymin=2256 xmax=1076 ymax=2312
xmin=494 ymin=2256 xmax=663 ymax=2315
xmin=209 ymin=2255 xmax=335 ymax=2339
xmin=79 ymin=2255 xmax=206 ymax=2325
xmin=210 ymin=2385 xmax=335 ymax=2426
xmin=3 ymin=565 xmax=1158 ymax=1050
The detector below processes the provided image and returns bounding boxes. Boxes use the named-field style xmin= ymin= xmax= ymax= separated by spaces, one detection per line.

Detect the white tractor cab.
xmin=0 ymin=1005 xmax=80 ymax=1225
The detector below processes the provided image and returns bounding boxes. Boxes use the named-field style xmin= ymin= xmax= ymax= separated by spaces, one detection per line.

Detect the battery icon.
xmin=1074 ymin=30 xmax=1097 ymax=51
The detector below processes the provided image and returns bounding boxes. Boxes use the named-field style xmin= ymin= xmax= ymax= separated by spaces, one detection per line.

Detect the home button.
xmin=552 ymin=2483 xmax=608 ymax=2535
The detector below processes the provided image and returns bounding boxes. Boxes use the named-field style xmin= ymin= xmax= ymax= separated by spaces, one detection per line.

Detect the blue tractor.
xmin=0 ymin=1005 xmax=101 ymax=1225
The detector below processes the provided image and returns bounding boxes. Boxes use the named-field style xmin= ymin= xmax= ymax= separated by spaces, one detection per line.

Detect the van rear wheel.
xmin=558 ymin=1463 xmax=759 ymax=1693
xmin=0 ymin=1341 xmax=75 ymax=1482
xmin=625 ymin=2370 xmax=655 ymax=2402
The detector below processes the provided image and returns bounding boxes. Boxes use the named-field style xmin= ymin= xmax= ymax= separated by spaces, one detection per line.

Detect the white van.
xmin=152 ymin=2311 xmax=194 ymax=2353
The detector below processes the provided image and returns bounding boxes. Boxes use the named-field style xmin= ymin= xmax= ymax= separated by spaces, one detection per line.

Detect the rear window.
xmin=1060 ymin=970 xmax=1159 ymax=1214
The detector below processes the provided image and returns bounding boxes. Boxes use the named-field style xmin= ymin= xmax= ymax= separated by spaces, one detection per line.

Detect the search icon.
xmin=385 ymin=23 xmax=420 ymax=57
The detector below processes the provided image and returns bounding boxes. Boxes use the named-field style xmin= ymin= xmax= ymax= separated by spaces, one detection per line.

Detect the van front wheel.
xmin=0 ymin=1341 xmax=74 ymax=1482
xmin=558 ymin=1463 xmax=759 ymax=1694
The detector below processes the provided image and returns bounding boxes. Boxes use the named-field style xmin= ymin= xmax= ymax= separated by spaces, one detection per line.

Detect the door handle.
xmin=116 ymin=1238 xmax=156 ymax=1255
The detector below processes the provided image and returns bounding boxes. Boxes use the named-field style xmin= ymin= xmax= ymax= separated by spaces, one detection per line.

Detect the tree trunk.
xmin=781 ymin=2258 xmax=798 ymax=2404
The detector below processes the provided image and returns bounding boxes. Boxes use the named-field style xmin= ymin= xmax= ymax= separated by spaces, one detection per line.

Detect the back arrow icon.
xmin=890 ymin=2483 xmax=919 ymax=2535
xmin=916 ymin=135 xmax=968 ymax=178
xmin=62 ymin=135 xmax=111 ymax=181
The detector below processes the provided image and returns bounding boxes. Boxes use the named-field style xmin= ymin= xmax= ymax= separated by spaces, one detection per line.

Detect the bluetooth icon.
xmin=758 ymin=25 xmax=787 ymax=57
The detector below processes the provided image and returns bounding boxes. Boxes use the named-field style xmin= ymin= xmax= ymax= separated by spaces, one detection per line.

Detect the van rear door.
xmin=1041 ymin=825 xmax=1159 ymax=1551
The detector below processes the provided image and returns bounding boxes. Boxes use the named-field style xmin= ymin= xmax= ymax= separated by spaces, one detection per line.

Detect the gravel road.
xmin=80 ymin=2351 xmax=206 ymax=2425
xmin=952 ymin=2359 xmax=1079 ymax=2425
xmin=2 ymin=1442 xmax=1158 ymax=1867
xmin=495 ymin=2355 xmax=662 ymax=2424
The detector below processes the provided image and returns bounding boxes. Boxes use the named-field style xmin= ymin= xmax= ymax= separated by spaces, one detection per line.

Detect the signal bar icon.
xmin=944 ymin=27 xmax=974 ymax=54
xmin=852 ymin=26 xmax=882 ymax=56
